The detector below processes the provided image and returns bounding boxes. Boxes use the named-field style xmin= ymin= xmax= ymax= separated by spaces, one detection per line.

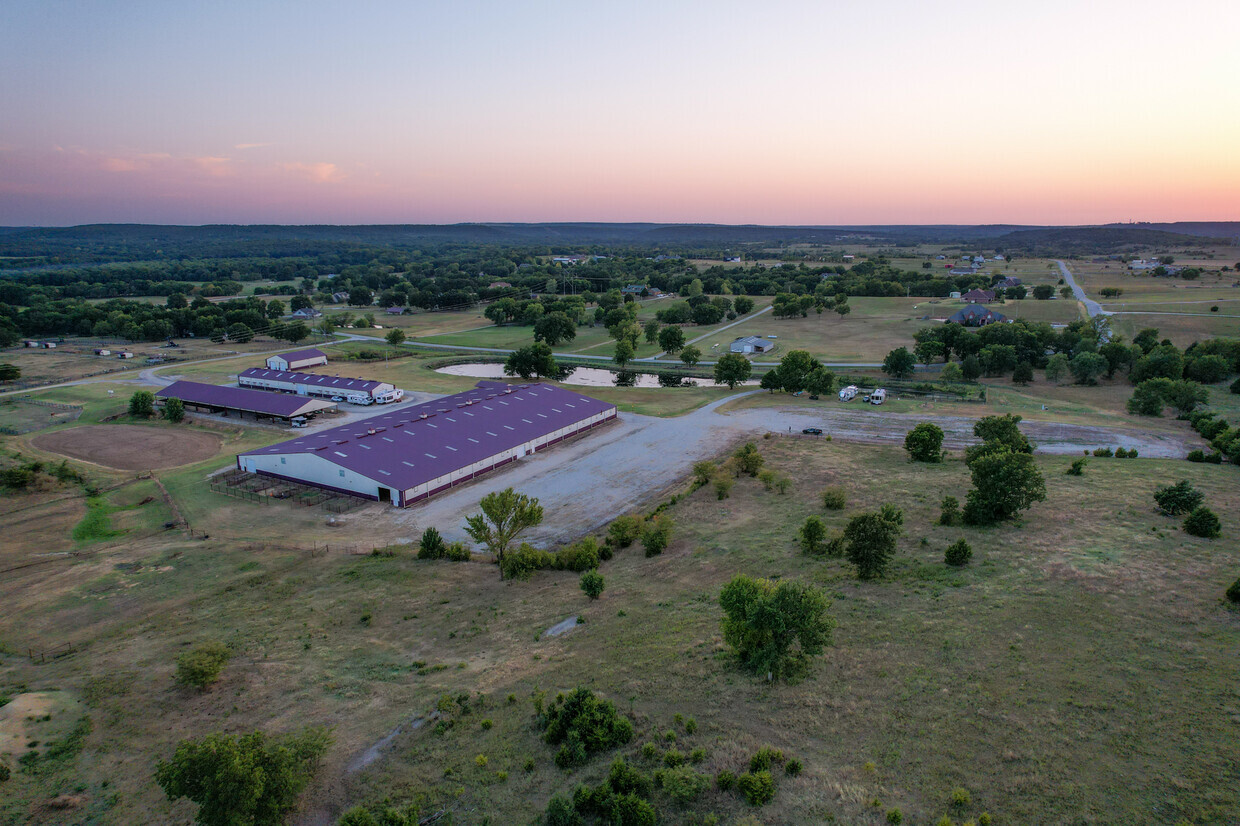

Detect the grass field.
xmin=1 ymin=436 xmax=1237 ymax=824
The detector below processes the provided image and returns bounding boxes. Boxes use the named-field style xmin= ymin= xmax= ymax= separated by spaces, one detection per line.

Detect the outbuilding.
xmin=265 ymin=348 xmax=329 ymax=372
xmin=237 ymin=381 xmax=617 ymax=507
xmin=729 ymin=336 xmax=776 ymax=354
xmin=156 ymin=381 xmax=336 ymax=422
xmin=239 ymin=367 xmax=402 ymax=404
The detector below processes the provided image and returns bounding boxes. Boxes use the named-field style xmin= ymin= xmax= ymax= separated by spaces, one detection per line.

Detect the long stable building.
xmin=236 ymin=381 xmax=617 ymax=507
xmin=238 ymin=367 xmax=402 ymax=403
xmin=156 ymin=381 xmax=337 ymax=422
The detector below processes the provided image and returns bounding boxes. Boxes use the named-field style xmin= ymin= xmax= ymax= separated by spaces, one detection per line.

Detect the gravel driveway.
xmin=392 ymin=393 xmax=1199 ymax=547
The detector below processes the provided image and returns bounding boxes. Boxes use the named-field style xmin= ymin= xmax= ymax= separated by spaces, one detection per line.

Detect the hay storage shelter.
xmin=156 ymin=381 xmax=336 ymax=422
xmin=236 ymin=381 xmax=617 ymax=507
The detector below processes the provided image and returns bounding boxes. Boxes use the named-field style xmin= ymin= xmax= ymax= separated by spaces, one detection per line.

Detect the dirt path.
xmin=392 ymin=392 xmax=1198 ymax=547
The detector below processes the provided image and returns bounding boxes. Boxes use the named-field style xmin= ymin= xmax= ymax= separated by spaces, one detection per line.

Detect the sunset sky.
xmin=2 ymin=0 xmax=1237 ymax=226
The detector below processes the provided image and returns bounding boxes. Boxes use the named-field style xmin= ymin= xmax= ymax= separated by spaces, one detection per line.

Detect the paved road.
xmin=391 ymin=395 xmax=1198 ymax=548
xmin=1056 ymin=260 xmax=1104 ymax=318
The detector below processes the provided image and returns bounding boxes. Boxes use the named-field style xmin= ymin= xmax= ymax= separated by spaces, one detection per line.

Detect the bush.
xmin=1232 ymin=377 xmax=1240 ymax=394
xmin=758 ymin=470 xmax=776 ymax=491
xmin=684 ymin=716 xmax=697 ymax=734
xmin=736 ymin=770 xmax=776 ymax=805
xmin=1186 ymin=450 xmax=1207 ymax=463
xmin=1184 ymin=506 xmax=1222 ymax=539
xmin=607 ymin=516 xmax=642 ymax=548
xmin=822 ymin=486 xmax=847 ymax=510
xmin=662 ymin=766 xmax=709 ymax=804
xmin=542 ymin=688 xmax=634 ymax=768
xmin=904 ymin=423 xmax=945 ymax=462
xmin=1092 ymin=447 xmax=1113 ymax=457
xmin=0 ymin=763 xmax=9 ymax=783
xmin=445 ymin=542 xmax=471 ymax=561
xmin=162 ymin=396 xmax=185 ymax=423
xmin=784 ymin=759 xmax=803 ymax=776
xmin=580 ymin=570 xmax=604 ymax=600
xmin=128 ymin=390 xmax=155 ymax=418
xmin=734 ymin=442 xmax=764 ymax=476
xmin=944 ymin=539 xmax=972 ymax=566
xmin=715 ymin=770 xmax=736 ymax=791
xmin=951 ymin=787 xmax=971 ymax=807
xmin=748 ymin=747 xmax=786 ymax=773
xmin=1154 ymin=480 xmax=1204 ymax=515
xmin=663 ymin=749 xmax=685 ymax=768
xmin=713 ymin=476 xmax=734 ymax=500
xmin=688 ymin=747 xmax=706 ymax=763
xmin=1226 ymin=577 xmax=1240 ymax=605
xmin=799 ymin=516 xmax=828 ymax=555
xmin=844 ymin=509 xmax=903 ymax=579
xmin=1067 ymin=457 xmax=1087 ymax=476
xmin=175 ymin=641 xmax=231 ymax=689
xmin=887 ymin=809 xmax=903 ymax=824
xmin=939 ymin=496 xmax=961 ymax=526
xmin=1114 ymin=447 xmax=1129 ymax=458
xmin=640 ymin=742 xmax=660 ymax=761
xmin=556 ymin=538 xmax=601 ymax=572
xmin=417 ymin=527 xmax=447 ymax=559
xmin=500 ymin=543 xmax=556 ymax=580
xmin=640 ymin=518 xmax=673 ymax=557
xmin=720 ymin=575 xmax=835 ymax=679
xmin=544 ymin=794 xmax=580 ymax=826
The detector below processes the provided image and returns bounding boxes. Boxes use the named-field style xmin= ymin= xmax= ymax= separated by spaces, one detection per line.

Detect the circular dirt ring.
xmin=32 ymin=425 xmax=223 ymax=470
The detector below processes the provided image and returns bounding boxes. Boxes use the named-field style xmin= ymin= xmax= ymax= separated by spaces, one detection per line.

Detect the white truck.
xmin=838 ymin=385 xmax=858 ymax=402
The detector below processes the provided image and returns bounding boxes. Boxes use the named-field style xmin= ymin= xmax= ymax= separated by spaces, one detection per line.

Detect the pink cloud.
xmin=282 ymin=162 xmax=343 ymax=183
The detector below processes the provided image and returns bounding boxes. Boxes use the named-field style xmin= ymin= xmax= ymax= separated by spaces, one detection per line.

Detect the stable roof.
xmin=240 ymin=367 xmax=386 ymax=393
xmin=276 ymin=348 xmax=327 ymax=363
xmin=240 ymin=382 xmax=615 ymax=490
xmin=157 ymin=381 xmax=334 ymax=418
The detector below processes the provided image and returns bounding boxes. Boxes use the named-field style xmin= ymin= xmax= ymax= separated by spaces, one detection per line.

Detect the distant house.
xmin=729 ymin=336 xmax=776 ymax=354
xmin=993 ymin=255 xmax=1005 ymax=261
xmin=331 ymin=292 xmax=350 ymax=303
xmin=94 ymin=348 xmax=111 ymax=356
xmin=996 ymin=276 xmax=1022 ymax=288
xmin=266 ymin=348 xmax=328 ymax=372
xmin=950 ymin=265 xmax=980 ymax=276
xmin=291 ymin=307 xmax=322 ymax=319
xmin=488 ymin=281 xmax=512 ymax=289
xmin=725 ymin=256 xmax=742 ymax=263
xmin=117 ymin=351 xmax=134 ymax=359
xmin=948 ymin=305 xmax=1007 ymax=327
xmin=842 ymin=254 xmax=855 ymax=262
xmin=949 ymin=291 xmax=962 ymax=299
xmin=652 ymin=254 xmax=681 ymax=262
xmin=972 ymin=256 xmax=986 ymax=263
xmin=551 ymin=256 xmax=583 ymax=265
xmin=23 ymin=340 xmax=39 ymax=348
xmin=42 ymin=341 xmax=57 ymax=349
xmin=386 ymin=306 xmax=406 ymax=315
xmin=961 ymin=289 xmax=996 ymax=304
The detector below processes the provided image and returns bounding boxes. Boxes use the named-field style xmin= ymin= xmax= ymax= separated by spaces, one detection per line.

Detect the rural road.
xmin=390 ymin=394 xmax=1199 ymax=548
xmin=1056 ymin=260 xmax=1104 ymax=318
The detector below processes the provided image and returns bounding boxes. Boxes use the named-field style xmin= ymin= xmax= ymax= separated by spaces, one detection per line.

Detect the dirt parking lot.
xmin=31 ymin=424 xmax=223 ymax=470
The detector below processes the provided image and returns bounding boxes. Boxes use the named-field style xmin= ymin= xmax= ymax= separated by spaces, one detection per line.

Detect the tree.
xmin=1154 ymin=480 xmax=1203 ymax=515
xmin=962 ymin=448 xmax=1046 ymax=525
xmin=613 ymin=339 xmax=635 ymax=367
xmin=799 ymin=516 xmax=827 ymax=555
xmin=1032 ymin=284 xmax=1054 ymax=300
xmin=1012 ymin=361 xmax=1033 ymax=384
xmin=176 ymin=641 xmax=230 ymax=689
xmin=464 ymin=488 xmax=544 ymax=579
xmin=904 ymin=423 xmax=944 ymax=462
xmin=773 ymin=350 xmax=819 ymax=393
xmin=162 ymin=396 xmax=185 ymax=423
xmin=915 ymin=339 xmax=946 ymax=365
xmin=315 ymin=318 xmax=335 ymax=339
xmin=0 ymin=363 xmax=20 ymax=382
xmin=504 ymin=343 xmax=558 ymax=379
xmin=657 ymin=325 xmax=685 ymax=355
xmin=734 ymin=442 xmax=764 ymax=476
xmin=348 ymin=287 xmax=373 ymax=307
xmin=581 ymin=570 xmax=605 ymax=600
xmin=882 ymin=347 xmax=916 ymax=379
xmin=418 ymin=527 xmax=447 ymax=559
xmin=289 ymin=294 xmax=312 ymax=312
xmin=1226 ymin=576 xmax=1240 ymax=605
xmin=280 ymin=322 xmax=310 ymax=344
xmin=226 ymin=322 xmax=254 ymax=343
xmin=155 ymin=728 xmax=331 ymax=826
xmin=680 ymin=345 xmax=701 ymax=367
xmin=733 ymin=296 xmax=755 ymax=315
xmin=719 ymin=574 xmax=835 ymax=680
xmin=384 ymin=328 xmax=406 ymax=349
xmin=759 ymin=371 xmax=781 ymax=392
xmin=643 ymin=320 xmax=661 ymax=344
xmin=961 ymin=354 xmax=982 ymax=381
xmin=843 ymin=508 xmax=903 ymax=579
xmin=713 ymin=353 xmax=752 ymax=388
xmin=834 ymin=302 xmax=852 ymax=321
xmin=1130 ymin=345 xmax=1184 ymax=383
xmin=129 ymin=390 xmax=155 ymax=418
xmin=1185 ymin=354 xmax=1229 ymax=384
xmin=1133 ymin=328 xmax=1161 ymax=353
xmin=1127 ymin=380 xmax=1168 ymax=415
xmin=1069 ymin=351 xmax=1107 ymax=385
xmin=803 ymin=367 xmax=835 ymax=397
xmin=1183 ymin=506 xmax=1221 ymax=539
xmin=941 ymin=362 xmax=964 ymax=382
xmin=968 ymin=414 xmax=1032 ymax=459
xmin=534 ymin=312 xmax=577 ymax=346
xmin=265 ymin=299 xmax=285 ymax=319
xmin=640 ymin=517 xmax=673 ymax=557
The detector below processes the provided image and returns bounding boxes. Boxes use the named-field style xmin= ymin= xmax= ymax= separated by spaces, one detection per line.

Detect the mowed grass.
xmin=2 ymin=438 xmax=1237 ymax=824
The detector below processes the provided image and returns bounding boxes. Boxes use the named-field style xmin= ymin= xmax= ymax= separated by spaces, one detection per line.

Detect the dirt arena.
xmin=31 ymin=425 xmax=223 ymax=470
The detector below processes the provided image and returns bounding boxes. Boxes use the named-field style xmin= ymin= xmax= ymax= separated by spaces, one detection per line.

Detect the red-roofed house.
xmin=961 ymin=289 xmax=996 ymax=304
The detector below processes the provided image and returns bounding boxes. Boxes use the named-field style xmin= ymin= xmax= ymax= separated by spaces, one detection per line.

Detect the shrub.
xmin=822 ymin=486 xmax=847 ymax=510
xmin=606 ymin=515 xmax=642 ymax=549
xmin=1067 ymin=457 xmax=1087 ymax=476
xmin=887 ymin=809 xmax=903 ymax=824
xmin=1226 ymin=577 xmax=1240 ymax=605
xmin=580 ymin=570 xmax=604 ymax=600
xmin=944 ymin=539 xmax=972 ymax=566
xmin=774 ymin=476 xmax=792 ymax=495
xmin=1114 ymin=447 xmax=1129 ymax=458
xmin=556 ymin=538 xmax=600 ymax=572
xmin=939 ymin=496 xmax=962 ymax=526
xmin=475 ymin=754 xmax=488 ymax=767
xmin=175 ymin=641 xmax=230 ymax=689
xmin=1232 ymin=377 xmax=1240 ymax=394
xmin=662 ymin=766 xmax=709 ymax=804
xmin=1092 ymin=447 xmax=1113 ymax=457
xmin=714 ymin=476 xmax=734 ymax=500
xmin=951 ymin=787 xmax=971 ymax=807
xmin=663 ymin=749 xmax=685 ymax=767
xmin=691 ymin=461 xmax=716 ymax=486
xmin=417 ymin=527 xmax=447 ymax=559
xmin=799 ymin=516 xmax=828 ymax=555
xmin=734 ymin=442 xmax=764 ymax=476
xmin=720 ymin=575 xmax=835 ymax=679
xmin=640 ymin=742 xmax=660 ymax=761
xmin=445 ymin=542 xmax=471 ymax=561
xmin=541 ymin=688 xmax=634 ymax=767
xmin=608 ymin=757 xmax=653 ymax=797
xmin=978 ymin=814 xmax=993 ymax=826
xmin=758 ymin=470 xmax=777 ymax=491
xmin=128 ymin=390 xmax=155 ymax=418
xmin=844 ymin=510 xmax=902 ymax=579
xmin=640 ymin=518 xmax=673 ymax=557
xmin=715 ymin=770 xmax=736 ymax=791
xmin=544 ymin=794 xmax=579 ymax=826
xmin=1124 ymin=448 xmax=1138 ymax=458
xmin=1184 ymin=506 xmax=1221 ymax=539
xmin=500 ymin=543 xmax=556 ymax=580
xmin=0 ymin=763 xmax=9 ymax=783
xmin=736 ymin=770 xmax=776 ymax=805
xmin=784 ymin=759 xmax=803 ymax=776
xmin=684 ymin=717 xmax=697 ymax=734
xmin=748 ymin=746 xmax=786 ymax=773
xmin=1154 ymin=480 xmax=1204 ymax=515
xmin=904 ymin=423 xmax=945 ymax=462
xmin=688 ymin=747 xmax=706 ymax=763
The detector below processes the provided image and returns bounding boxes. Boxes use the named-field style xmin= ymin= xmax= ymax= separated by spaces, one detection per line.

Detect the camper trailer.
xmin=838 ymin=385 xmax=858 ymax=402
xmin=870 ymin=388 xmax=886 ymax=405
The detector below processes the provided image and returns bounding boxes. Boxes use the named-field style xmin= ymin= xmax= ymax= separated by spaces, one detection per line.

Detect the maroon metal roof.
xmin=273 ymin=348 xmax=327 ymax=363
xmin=157 ymin=381 xmax=331 ymax=417
xmin=240 ymin=368 xmax=388 ymax=393
xmin=239 ymin=382 xmax=616 ymax=490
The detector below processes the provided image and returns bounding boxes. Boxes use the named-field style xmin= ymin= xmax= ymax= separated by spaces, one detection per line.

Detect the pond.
xmin=435 ymin=362 xmax=758 ymax=388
